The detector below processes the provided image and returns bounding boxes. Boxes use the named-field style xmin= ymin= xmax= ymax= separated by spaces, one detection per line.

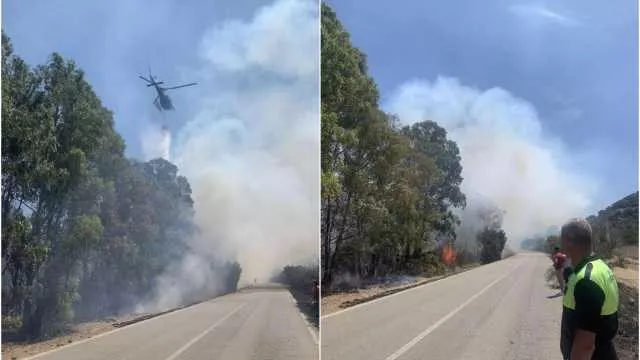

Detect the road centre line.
xmin=22 ymin=295 xmax=236 ymax=360
xmin=322 ymin=259 xmax=517 ymax=320
xmin=164 ymin=303 xmax=246 ymax=360
xmin=383 ymin=264 xmax=521 ymax=360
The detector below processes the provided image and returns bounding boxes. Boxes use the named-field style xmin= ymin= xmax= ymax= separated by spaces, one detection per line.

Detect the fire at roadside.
xmin=441 ymin=242 xmax=457 ymax=268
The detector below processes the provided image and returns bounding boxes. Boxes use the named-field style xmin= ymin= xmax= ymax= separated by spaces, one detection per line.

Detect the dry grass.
xmin=321 ymin=264 xmax=480 ymax=316
xmin=1 ymin=294 xmax=225 ymax=359
xmin=321 ymin=275 xmax=433 ymax=315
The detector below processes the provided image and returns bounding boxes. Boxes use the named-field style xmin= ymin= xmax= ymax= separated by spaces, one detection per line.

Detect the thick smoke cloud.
xmin=386 ymin=76 xmax=597 ymax=247
xmin=199 ymin=0 xmax=318 ymax=79
xmin=141 ymin=0 xmax=319 ymax=302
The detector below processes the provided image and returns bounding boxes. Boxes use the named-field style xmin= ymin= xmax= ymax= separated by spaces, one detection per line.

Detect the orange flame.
xmin=442 ymin=243 xmax=457 ymax=266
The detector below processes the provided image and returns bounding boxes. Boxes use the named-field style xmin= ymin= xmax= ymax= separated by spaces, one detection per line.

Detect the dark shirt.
xmin=561 ymin=255 xmax=618 ymax=360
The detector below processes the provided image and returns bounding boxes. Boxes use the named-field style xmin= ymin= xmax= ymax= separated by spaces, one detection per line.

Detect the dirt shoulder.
xmin=612 ymin=256 xmax=638 ymax=290
xmin=1 ymin=292 xmax=232 ymax=360
xmin=614 ymin=282 xmax=638 ymax=360
xmin=611 ymin=256 xmax=638 ymax=360
xmin=321 ymin=264 xmax=479 ymax=316
xmin=2 ymin=313 xmax=140 ymax=360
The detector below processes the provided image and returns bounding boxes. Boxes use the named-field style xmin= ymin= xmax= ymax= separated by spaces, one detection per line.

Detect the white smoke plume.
xmin=140 ymin=124 xmax=172 ymax=161
xmin=135 ymin=0 xmax=318 ymax=312
xmin=167 ymin=0 xmax=319 ymax=287
xmin=386 ymin=76 xmax=597 ymax=248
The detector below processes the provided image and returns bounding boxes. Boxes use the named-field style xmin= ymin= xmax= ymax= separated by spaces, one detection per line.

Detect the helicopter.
xmin=139 ymin=70 xmax=197 ymax=111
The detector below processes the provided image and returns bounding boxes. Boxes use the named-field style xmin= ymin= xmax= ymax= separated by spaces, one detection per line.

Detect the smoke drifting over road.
xmin=166 ymin=0 xmax=319 ymax=287
xmin=386 ymin=76 xmax=597 ymax=247
xmin=136 ymin=0 xmax=318 ymax=312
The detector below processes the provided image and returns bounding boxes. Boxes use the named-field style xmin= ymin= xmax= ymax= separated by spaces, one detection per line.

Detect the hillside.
xmin=587 ymin=191 xmax=639 ymax=257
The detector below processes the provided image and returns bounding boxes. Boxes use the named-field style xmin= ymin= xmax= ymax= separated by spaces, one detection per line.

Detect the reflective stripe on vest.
xmin=562 ymin=259 xmax=619 ymax=315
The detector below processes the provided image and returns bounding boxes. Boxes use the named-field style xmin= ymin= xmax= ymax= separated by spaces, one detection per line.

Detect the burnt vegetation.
xmin=1 ymin=32 xmax=241 ymax=341
xmin=273 ymin=264 xmax=319 ymax=327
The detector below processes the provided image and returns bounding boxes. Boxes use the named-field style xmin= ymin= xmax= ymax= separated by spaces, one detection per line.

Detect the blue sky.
xmin=327 ymin=0 xmax=638 ymax=214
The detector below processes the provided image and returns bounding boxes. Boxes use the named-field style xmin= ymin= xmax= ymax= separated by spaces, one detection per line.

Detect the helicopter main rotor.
xmin=139 ymin=69 xmax=197 ymax=112
xmin=139 ymin=75 xmax=164 ymax=87
xmin=139 ymin=75 xmax=195 ymax=91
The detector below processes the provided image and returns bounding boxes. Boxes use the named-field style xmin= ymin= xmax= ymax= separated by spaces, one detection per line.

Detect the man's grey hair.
xmin=560 ymin=218 xmax=593 ymax=249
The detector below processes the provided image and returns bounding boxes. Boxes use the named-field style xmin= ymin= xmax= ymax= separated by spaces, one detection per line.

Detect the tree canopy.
xmin=1 ymin=31 xmax=241 ymax=339
xmin=321 ymin=4 xmax=506 ymax=288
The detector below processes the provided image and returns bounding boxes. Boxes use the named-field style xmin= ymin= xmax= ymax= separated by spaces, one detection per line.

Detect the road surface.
xmin=321 ymin=252 xmax=563 ymax=360
xmin=25 ymin=288 xmax=318 ymax=360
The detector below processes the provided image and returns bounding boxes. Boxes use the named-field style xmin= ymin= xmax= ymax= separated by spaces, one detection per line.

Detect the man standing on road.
xmin=552 ymin=245 xmax=570 ymax=292
xmin=560 ymin=218 xmax=619 ymax=360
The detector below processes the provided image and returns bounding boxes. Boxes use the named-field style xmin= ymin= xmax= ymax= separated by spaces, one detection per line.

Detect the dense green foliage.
xmin=470 ymin=204 xmax=508 ymax=264
xmin=1 ymin=32 xmax=241 ymax=339
xmin=478 ymin=229 xmax=507 ymax=264
xmin=321 ymin=4 xmax=504 ymax=287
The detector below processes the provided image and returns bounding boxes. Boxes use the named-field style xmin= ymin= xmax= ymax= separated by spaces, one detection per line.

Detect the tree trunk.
xmin=321 ymin=198 xmax=333 ymax=286
xmin=328 ymin=191 xmax=352 ymax=284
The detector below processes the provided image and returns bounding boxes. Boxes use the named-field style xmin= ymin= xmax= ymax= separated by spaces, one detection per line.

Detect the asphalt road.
xmin=25 ymin=288 xmax=318 ymax=360
xmin=321 ymin=252 xmax=563 ymax=360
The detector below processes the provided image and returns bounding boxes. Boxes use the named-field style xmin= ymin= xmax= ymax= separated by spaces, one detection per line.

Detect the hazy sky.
xmin=3 ymin=0 xmax=270 ymax=156
xmin=327 ymin=0 xmax=638 ymax=213
xmin=4 ymin=0 xmax=320 ymax=283
xmin=3 ymin=0 xmax=637 ymax=217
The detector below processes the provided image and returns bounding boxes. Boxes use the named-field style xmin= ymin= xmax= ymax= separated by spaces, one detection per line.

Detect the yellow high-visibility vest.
xmin=563 ymin=258 xmax=619 ymax=315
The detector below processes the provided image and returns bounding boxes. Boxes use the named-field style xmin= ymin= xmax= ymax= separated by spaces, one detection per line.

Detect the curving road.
xmin=321 ymin=252 xmax=563 ymax=360
xmin=25 ymin=288 xmax=318 ymax=360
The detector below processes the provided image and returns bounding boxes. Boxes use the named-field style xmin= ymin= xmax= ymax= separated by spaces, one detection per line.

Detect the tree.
xmin=321 ymin=3 xmax=381 ymax=284
xmin=1 ymin=32 xmax=236 ymax=340
xmin=402 ymin=121 xmax=466 ymax=237
xmin=320 ymin=5 xmax=467 ymax=286
xmin=478 ymin=228 xmax=507 ymax=264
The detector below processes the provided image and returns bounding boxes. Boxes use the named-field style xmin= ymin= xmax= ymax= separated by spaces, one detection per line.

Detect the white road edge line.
xmin=164 ymin=303 xmax=246 ymax=360
xmin=288 ymin=292 xmax=319 ymax=345
xmin=22 ymin=295 xmax=233 ymax=360
xmin=383 ymin=264 xmax=521 ymax=360
xmin=321 ymin=259 xmax=516 ymax=320
xmin=300 ymin=312 xmax=319 ymax=345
